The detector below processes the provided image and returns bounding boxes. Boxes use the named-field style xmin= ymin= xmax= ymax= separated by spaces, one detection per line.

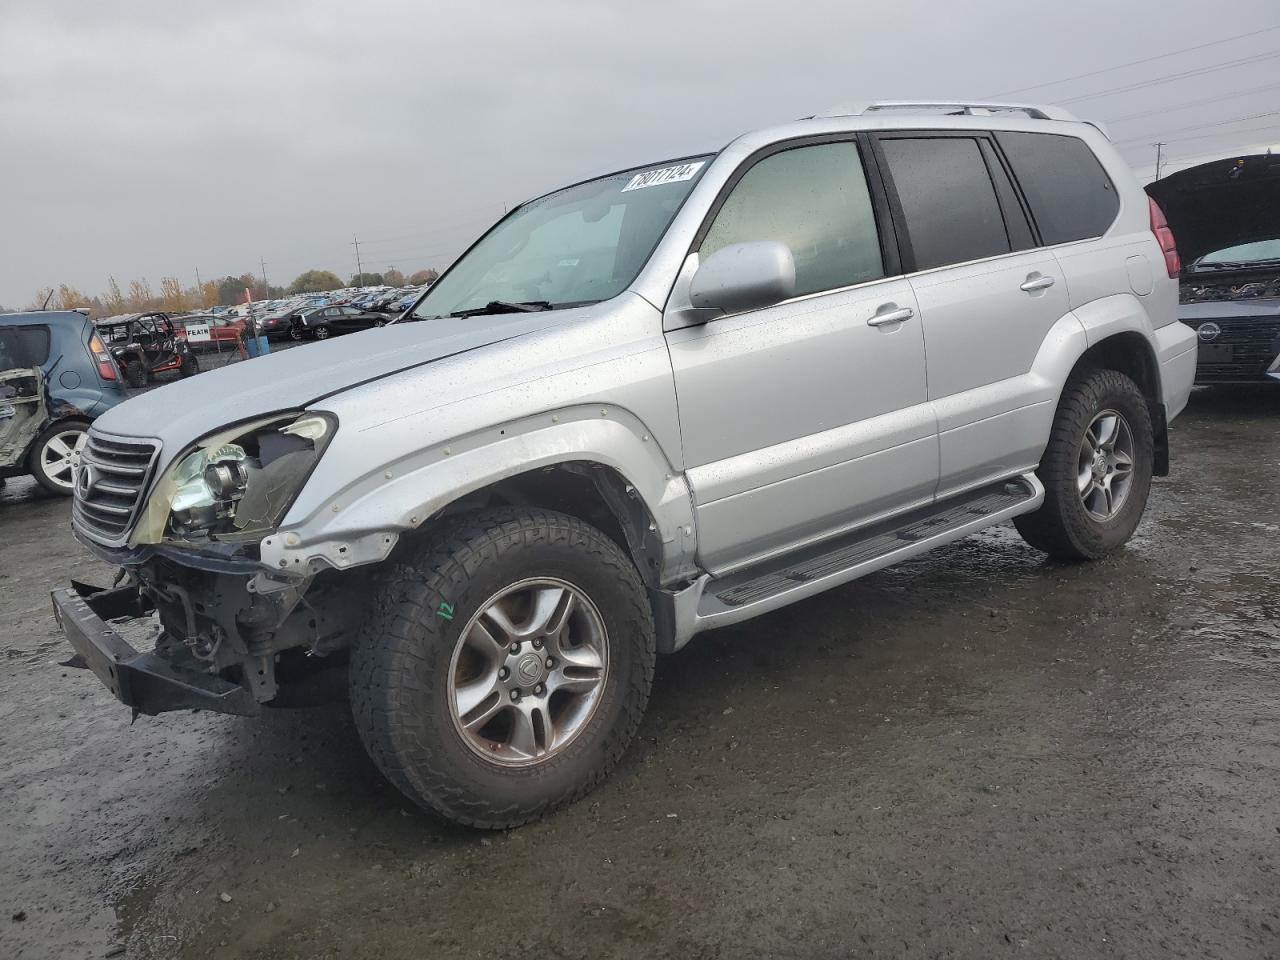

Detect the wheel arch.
xmin=1069 ymin=330 xmax=1168 ymax=476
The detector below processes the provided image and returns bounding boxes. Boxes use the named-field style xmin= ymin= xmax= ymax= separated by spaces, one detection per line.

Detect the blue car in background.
xmin=0 ymin=311 xmax=128 ymax=494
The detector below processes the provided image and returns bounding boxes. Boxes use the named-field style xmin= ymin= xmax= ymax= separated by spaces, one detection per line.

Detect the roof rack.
xmin=822 ymin=100 xmax=1083 ymax=123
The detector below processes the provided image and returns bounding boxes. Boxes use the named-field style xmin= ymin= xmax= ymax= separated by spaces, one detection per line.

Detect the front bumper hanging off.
xmin=51 ymin=581 xmax=261 ymax=717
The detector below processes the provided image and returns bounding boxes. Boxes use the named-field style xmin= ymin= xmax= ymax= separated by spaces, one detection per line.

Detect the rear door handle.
xmin=867 ymin=306 xmax=914 ymax=327
xmin=1019 ymin=275 xmax=1056 ymax=293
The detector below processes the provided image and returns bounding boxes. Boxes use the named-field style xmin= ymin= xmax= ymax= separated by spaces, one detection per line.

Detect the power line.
xmin=1101 ymin=80 xmax=1280 ymax=124
xmin=1114 ymin=109 xmax=1280 ymax=146
xmin=1150 ymin=123 xmax=1280 ymax=145
xmin=1057 ymin=49 xmax=1280 ymax=104
xmin=987 ymin=25 xmax=1280 ymax=97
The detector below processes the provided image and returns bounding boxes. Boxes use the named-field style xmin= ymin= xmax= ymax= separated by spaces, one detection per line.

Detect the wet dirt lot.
xmin=2 ymin=387 xmax=1278 ymax=960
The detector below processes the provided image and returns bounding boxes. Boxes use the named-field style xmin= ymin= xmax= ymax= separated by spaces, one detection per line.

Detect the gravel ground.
xmin=1 ymin=386 xmax=1278 ymax=960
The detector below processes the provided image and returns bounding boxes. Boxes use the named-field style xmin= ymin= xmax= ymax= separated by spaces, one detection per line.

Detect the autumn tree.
xmin=383 ymin=268 xmax=405 ymax=287
xmin=104 ymin=276 xmax=127 ymax=316
xmin=127 ymin=278 xmax=156 ymax=311
xmin=408 ymin=268 xmax=439 ymax=285
xmin=54 ymin=284 xmax=93 ymax=310
xmin=198 ymin=280 xmax=219 ymax=309
xmin=289 ymin=270 xmax=343 ymax=294
xmin=158 ymin=277 xmax=189 ymax=312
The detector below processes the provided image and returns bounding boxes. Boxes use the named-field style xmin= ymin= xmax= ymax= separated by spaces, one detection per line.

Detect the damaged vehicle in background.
xmin=1147 ymin=154 xmax=1280 ymax=384
xmin=0 ymin=311 xmax=127 ymax=494
xmin=96 ymin=313 xmax=200 ymax=387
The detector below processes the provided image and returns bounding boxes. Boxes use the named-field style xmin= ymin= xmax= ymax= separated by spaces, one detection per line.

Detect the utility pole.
xmin=195 ymin=266 xmax=202 ymax=288
xmin=1153 ymin=142 xmax=1167 ymax=181
xmin=352 ymin=234 xmax=364 ymax=287
xmin=259 ymin=257 xmax=269 ymax=295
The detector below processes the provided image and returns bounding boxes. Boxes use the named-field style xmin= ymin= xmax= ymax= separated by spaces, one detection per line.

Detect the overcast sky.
xmin=1 ymin=0 xmax=1277 ymax=308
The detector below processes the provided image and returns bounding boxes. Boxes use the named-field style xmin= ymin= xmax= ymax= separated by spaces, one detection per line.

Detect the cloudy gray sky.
xmin=1 ymin=0 xmax=1277 ymax=308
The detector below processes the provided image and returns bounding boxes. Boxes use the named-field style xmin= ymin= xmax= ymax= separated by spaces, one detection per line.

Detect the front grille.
xmin=1181 ymin=316 xmax=1280 ymax=381
xmin=73 ymin=431 xmax=161 ymax=545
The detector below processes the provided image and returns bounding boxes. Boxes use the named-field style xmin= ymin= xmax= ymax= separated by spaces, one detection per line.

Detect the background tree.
xmin=408 ymin=268 xmax=439 ymax=285
xmin=289 ymin=270 xmax=344 ymax=294
xmin=104 ymin=276 xmax=127 ymax=316
xmin=54 ymin=284 xmax=93 ymax=310
xmin=198 ymin=280 xmax=219 ymax=309
xmin=383 ymin=268 xmax=405 ymax=287
xmin=350 ymin=271 xmax=384 ymax=287
xmin=127 ymin=278 xmax=156 ymax=312
xmin=217 ymin=273 xmax=260 ymax=304
xmin=159 ymin=277 xmax=189 ymax=312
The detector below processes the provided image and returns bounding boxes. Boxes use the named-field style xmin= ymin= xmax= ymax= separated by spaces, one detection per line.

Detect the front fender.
xmin=259 ymin=405 xmax=696 ymax=579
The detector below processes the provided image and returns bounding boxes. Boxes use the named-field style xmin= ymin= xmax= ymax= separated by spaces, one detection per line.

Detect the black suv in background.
xmin=1148 ymin=154 xmax=1280 ymax=384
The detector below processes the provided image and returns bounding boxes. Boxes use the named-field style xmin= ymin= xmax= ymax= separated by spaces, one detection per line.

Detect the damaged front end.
xmin=57 ymin=410 xmax=364 ymax=716
xmin=53 ymin=559 xmax=364 ymax=717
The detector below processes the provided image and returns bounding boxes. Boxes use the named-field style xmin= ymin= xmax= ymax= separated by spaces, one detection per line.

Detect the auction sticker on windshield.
xmin=622 ymin=161 xmax=705 ymax=192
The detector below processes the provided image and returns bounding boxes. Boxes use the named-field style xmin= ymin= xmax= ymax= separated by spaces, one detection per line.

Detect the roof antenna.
xmin=40 ymin=288 xmax=54 ymax=311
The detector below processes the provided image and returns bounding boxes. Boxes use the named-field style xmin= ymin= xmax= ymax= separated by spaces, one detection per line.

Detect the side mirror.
xmin=688 ymin=240 xmax=796 ymax=315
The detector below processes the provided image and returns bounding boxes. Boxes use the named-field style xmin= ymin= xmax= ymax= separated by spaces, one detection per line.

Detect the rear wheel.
xmin=180 ymin=354 xmax=200 ymax=377
xmin=349 ymin=509 xmax=656 ymax=828
xmin=1015 ymin=368 xmax=1154 ymax=560
xmin=30 ymin=421 xmax=88 ymax=495
xmin=313 ymin=326 xmax=330 ymax=340
xmin=124 ymin=359 xmax=147 ymax=388
xmin=288 ymin=324 xmax=304 ymax=342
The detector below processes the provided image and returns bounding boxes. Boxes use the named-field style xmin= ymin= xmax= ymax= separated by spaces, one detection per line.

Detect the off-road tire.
xmin=1015 ymin=368 xmax=1153 ymax=561
xmin=124 ymin=360 xmax=147 ymax=388
xmin=349 ymin=509 xmax=656 ymax=829
xmin=179 ymin=354 xmax=200 ymax=377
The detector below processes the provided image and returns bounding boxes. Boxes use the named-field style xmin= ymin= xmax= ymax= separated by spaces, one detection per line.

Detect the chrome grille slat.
xmin=72 ymin=430 xmax=162 ymax=546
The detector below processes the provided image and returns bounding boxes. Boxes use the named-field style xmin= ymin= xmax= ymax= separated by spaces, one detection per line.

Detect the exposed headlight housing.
xmin=131 ymin=412 xmax=336 ymax=547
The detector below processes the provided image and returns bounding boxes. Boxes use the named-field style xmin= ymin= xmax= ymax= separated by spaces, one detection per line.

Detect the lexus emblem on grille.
xmin=76 ymin=463 xmax=95 ymax=499
xmin=1197 ymin=322 xmax=1222 ymax=342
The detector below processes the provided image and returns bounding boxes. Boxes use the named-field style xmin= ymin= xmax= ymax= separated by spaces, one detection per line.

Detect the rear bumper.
xmin=52 ymin=581 xmax=260 ymax=717
xmin=1155 ymin=321 xmax=1198 ymax=421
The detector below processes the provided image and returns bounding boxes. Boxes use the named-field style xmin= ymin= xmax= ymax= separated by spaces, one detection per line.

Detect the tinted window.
xmin=0 ymin=325 xmax=51 ymax=368
xmin=879 ymin=137 xmax=1010 ymax=271
xmin=995 ymin=132 xmax=1118 ymax=245
xmin=701 ymin=142 xmax=884 ymax=298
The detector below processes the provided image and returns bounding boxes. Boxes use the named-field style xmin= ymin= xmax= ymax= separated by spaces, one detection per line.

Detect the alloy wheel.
xmin=1077 ymin=409 xmax=1134 ymax=521
xmin=42 ymin=429 xmax=87 ymax=492
xmin=447 ymin=578 xmax=609 ymax=767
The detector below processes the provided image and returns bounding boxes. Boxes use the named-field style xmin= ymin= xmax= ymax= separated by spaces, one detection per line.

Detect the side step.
xmin=669 ymin=474 xmax=1043 ymax=647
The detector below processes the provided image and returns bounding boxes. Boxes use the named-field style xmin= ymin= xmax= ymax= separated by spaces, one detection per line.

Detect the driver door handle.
xmin=1019 ymin=275 xmax=1056 ymax=293
xmin=867 ymin=307 xmax=914 ymax=327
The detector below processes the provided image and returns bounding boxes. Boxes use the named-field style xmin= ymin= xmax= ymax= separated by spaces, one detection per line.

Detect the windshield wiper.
xmin=1191 ymin=257 xmax=1280 ymax=272
xmin=453 ymin=300 xmax=553 ymax=318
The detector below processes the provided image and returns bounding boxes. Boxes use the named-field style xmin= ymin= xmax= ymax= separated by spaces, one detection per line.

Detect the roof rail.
xmin=822 ymin=100 xmax=1083 ymax=123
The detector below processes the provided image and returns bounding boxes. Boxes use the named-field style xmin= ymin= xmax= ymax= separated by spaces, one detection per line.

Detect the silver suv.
xmin=55 ymin=101 xmax=1197 ymax=827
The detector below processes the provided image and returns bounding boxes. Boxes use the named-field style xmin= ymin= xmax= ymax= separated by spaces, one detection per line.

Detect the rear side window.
xmin=878 ymin=137 xmax=1010 ymax=271
xmin=700 ymin=141 xmax=885 ymax=298
xmin=0 ymin=325 xmax=52 ymax=368
xmin=995 ymin=132 xmax=1118 ymax=245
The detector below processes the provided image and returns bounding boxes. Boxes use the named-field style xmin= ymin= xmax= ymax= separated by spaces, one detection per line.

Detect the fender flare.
xmin=260 ymin=404 xmax=697 ymax=580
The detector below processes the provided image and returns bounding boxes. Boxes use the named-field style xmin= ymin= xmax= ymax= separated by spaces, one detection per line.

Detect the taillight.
xmin=88 ymin=333 xmax=118 ymax=381
xmin=1149 ymin=197 xmax=1181 ymax=279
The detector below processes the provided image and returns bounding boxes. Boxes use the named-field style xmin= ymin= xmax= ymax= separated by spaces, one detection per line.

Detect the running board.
xmin=668 ymin=473 xmax=1043 ymax=649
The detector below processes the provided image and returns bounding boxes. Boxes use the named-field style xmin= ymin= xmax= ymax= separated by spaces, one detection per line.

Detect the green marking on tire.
xmin=437 ymin=601 xmax=455 ymax=621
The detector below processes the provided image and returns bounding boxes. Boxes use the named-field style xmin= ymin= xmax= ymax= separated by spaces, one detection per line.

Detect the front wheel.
xmin=179 ymin=354 xmax=200 ymax=377
xmin=1015 ymin=368 xmax=1154 ymax=560
xmin=349 ymin=509 xmax=656 ymax=828
xmin=313 ymin=326 xmax=330 ymax=340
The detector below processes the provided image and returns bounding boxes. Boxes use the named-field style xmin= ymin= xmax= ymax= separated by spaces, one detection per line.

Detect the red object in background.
xmin=175 ymin=317 xmax=245 ymax=347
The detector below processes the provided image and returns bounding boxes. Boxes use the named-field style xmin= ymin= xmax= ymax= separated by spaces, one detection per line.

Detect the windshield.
xmin=412 ymin=156 xmax=712 ymax=319
xmin=1193 ymin=238 xmax=1280 ymax=269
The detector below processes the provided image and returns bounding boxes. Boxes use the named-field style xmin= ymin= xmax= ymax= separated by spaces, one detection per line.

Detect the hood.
xmin=93 ymin=311 xmax=568 ymax=455
xmin=1146 ymin=154 xmax=1280 ymax=264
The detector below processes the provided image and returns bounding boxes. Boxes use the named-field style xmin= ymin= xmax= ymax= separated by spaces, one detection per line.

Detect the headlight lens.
xmin=135 ymin=412 xmax=335 ymax=545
